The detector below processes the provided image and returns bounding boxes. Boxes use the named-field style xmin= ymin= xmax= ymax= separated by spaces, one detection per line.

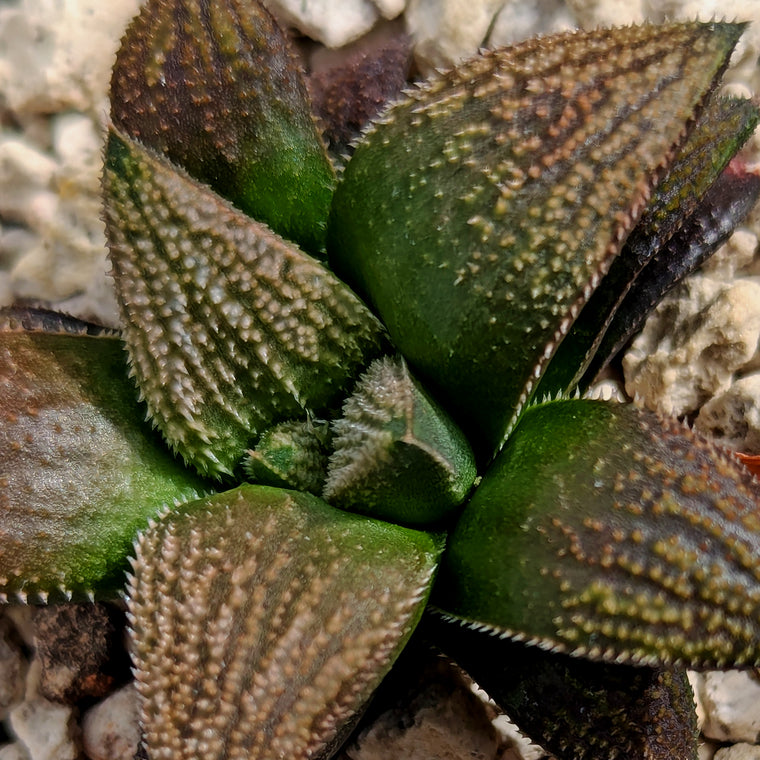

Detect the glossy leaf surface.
xmin=435 ymin=398 xmax=760 ymax=668
xmin=110 ymin=0 xmax=335 ymax=254
xmin=128 ymin=484 xmax=442 ymax=760
xmin=330 ymin=22 xmax=742 ymax=458
xmin=0 ymin=311 xmax=206 ymax=602
xmin=104 ymin=128 xmax=385 ymax=478
xmin=325 ymin=356 xmax=476 ymax=526
xmin=537 ymin=95 xmax=760 ymax=396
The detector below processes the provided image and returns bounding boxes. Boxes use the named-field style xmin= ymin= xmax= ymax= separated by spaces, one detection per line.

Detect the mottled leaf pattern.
xmin=128 ymin=485 xmax=441 ymax=760
xmin=435 ymin=399 xmax=760 ymax=668
xmin=0 ymin=311 xmax=205 ymax=602
xmin=537 ymin=95 xmax=760 ymax=396
xmin=110 ymin=0 xmax=335 ymax=254
xmin=428 ymin=613 xmax=699 ymax=760
xmin=104 ymin=128 xmax=385 ymax=478
xmin=330 ymin=22 xmax=743 ymax=457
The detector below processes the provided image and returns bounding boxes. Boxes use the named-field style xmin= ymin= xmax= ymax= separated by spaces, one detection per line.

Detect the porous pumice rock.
xmin=715 ymin=744 xmax=760 ymax=760
xmin=695 ymin=373 xmax=760 ymax=453
xmin=623 ymin=277 xmax=760 ymax=418
xmin=697 ymin=670 xmax=760 ymax=744
xmin=81 ymin=682 xmax=141 ymax=760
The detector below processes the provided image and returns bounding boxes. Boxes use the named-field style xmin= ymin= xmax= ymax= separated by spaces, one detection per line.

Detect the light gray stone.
xmin=699 ymin=670 xmax=760 ymax=744
xmin=372 ymin=0 xmax=406 ymax=19
xmin=81 ymin=683 xmax=141 ymax=760
xmin=404 ymin=0 xmax=504 ymax=71
xmin=566 ymin=0 xmax=645 ymax=26
xmin=490 ymin=0 xmax=575 ymax=48
xmin=267 ymin=0 xmax=380 ymax=47
xmin=0 ymin=745 xmax=30 ymax=760
xmin=7 ymin=698 xmax=79 ymax=760
xmin=0 ymin=137 xmax=58 ymax=223
xmin=623 ymin=277 xmax=760 ymax=418
xmin=715 ymin=743 xmax=760 ymax=760
xmin=0 ymin=0 xmax=141 ymax=117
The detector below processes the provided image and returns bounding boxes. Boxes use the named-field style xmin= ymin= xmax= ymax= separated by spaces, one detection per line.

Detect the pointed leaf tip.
xmin=435 ymin=399 xmax=760 ymax=669
xmin=103 ymin=128 xmax=385 ymax=478
xmin=325 ymin=356 xmax=476 ymax=526
xmin=128 ymin=485 xmax=442 ymax=760
xmin=111 ymin=0 xmax=335 ymax=254
xmin=330 ymin=21 xmax=745 ymax=458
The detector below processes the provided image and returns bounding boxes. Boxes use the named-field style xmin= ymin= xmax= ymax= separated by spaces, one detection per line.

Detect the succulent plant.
xmin=2 ymin=2 xmax=760 ymax=758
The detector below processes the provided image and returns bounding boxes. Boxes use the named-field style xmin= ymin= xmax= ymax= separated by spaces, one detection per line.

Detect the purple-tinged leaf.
xmin=110 ymin=0 xmax=335 ymax=255
xmin=427 ymin=613 xmax=698 ymax=760
xmin=0 ymin=309 xmax=206 ymax=603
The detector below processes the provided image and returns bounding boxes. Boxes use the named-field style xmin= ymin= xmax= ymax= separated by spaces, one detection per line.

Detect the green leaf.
xmin=434 ymin=398 xmax=760 ymax=668
xmin=580 ymin=161 xmax=760 ymax=386
xmin=0 ymin=310 xmax=206 ymax=602
xmin=103 ymin=128 xmax=386 ymax=478
xmin=427 ymin=613 xmax=698 ymax=760
xmin=329 ymin=22 xmax=744 ymax=458
xmin=537 ymin=96 xmax=760 ymax=396
xmin=324 ymin=356 xmax=476 ymax=526
xmin=127 ymin=484 xmax=443 ymax=760
xmin=110 ymin=0 xmax=335 ymax=255
xmin=243 ymin=418 xmax=331 ymax=494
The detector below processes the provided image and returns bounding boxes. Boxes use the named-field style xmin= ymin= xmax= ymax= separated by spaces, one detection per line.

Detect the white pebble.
xmin=7 ymin=698 xmax=78 ymax=760
xmin=81 ymin=683 xmax=141 ymax=760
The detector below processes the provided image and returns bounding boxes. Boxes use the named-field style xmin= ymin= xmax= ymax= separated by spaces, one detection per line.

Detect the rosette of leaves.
xmin=2 ymin=2 xmax=760 ymax=758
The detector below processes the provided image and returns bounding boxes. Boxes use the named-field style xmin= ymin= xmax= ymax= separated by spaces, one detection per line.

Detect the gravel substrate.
xmin=2 ymin=1 xmax=760 ymax=758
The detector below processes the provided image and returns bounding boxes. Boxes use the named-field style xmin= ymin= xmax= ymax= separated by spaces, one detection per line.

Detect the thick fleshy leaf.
xmin=581 ymin=160 xmax=760 ymax=385
xmin=427 ymin=613 xmax=698 ymax=760
xmin=103 ymin=128 xmax=385 ymax=478
xmin=537 ymin=96 xmax=760 ymax=396
xmin=110 ymin=0 xmax=335 ymax=254
xmin=0 ymin=309 xmax=206 ymax=603
xmin=434 ymin=398 xmax=760 ymax=668
xmin=243 ymin=418 xmax=330 ymax=494
xmin=308 ymin=34 xmax=413 ymax=157
xmin=324 ymin=356 xmax=477 ymax=526
xmin=127 ymin=484 xmax=442 ymax=760
xmin=329 ymin=22 xmax=743 ymax=458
